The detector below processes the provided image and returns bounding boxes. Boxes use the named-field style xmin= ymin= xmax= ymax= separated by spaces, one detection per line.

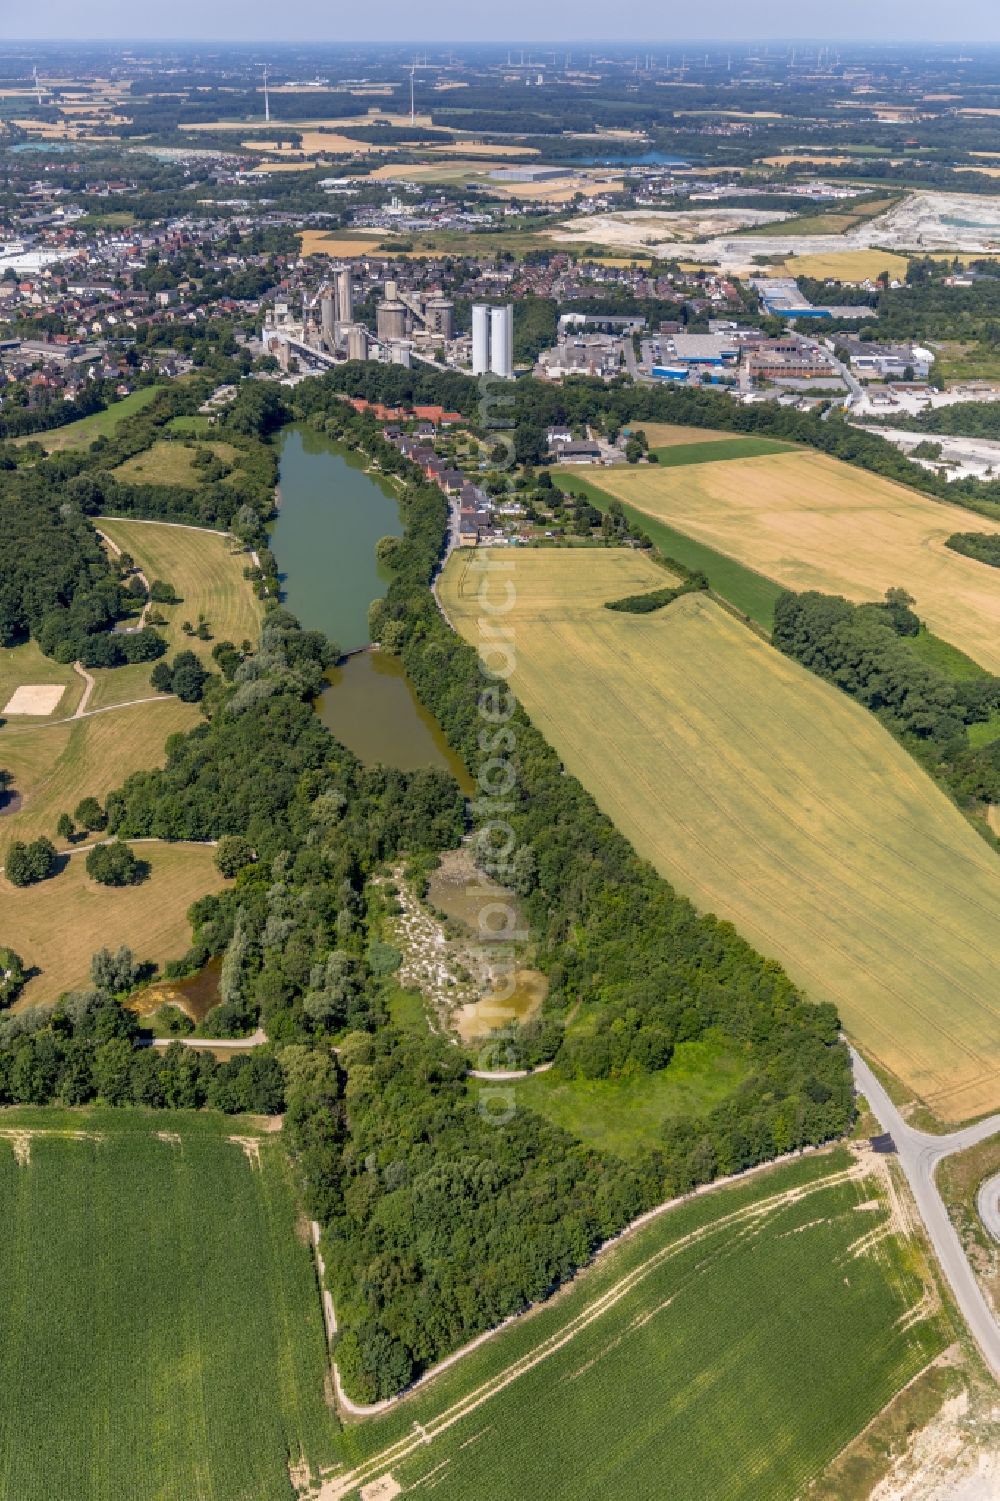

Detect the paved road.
xmin=798 ymin=333 xmax=864 ymax=407
xmin=148 ymin=1028 xmax=267 ymax=1052
xmin=851 ymin=1049 xmax=1000 ymax=1379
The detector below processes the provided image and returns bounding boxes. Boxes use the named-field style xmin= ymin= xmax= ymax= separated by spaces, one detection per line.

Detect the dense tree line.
xmin=0 ymin=471 xmax=137 ymax=657
xmin=773 ymin=588 xmax=1000 ymax=816
xmin=605 ymin=575 xmax=707 ymax=613
xmin=946 ymin=532 xmax=1000 ymax=567
xmin=0 ymin=378 xmax=110 ymax=441
xmin=0 ymin=987 xmax=284 ymax=1112
xmin=864 ymin=401 xmax=1000 ymax=441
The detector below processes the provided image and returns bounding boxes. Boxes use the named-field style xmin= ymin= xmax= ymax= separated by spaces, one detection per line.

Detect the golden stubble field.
xmin=593 ymin=451 xmax=1000 ymax=672
xmin=441 ymin=549 xmax=1000 ymax=1121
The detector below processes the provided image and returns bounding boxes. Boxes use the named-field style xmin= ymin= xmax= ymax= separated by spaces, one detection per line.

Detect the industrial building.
xmin=667 ymin=333 xmax=739 ymax=366
xmin=262 ymin=278 xmax=508 ymax=379
xmin=489 ymin=165 xmax=574 ymax=183
xmin=753 ymin=276 xmax=876 ymax=322
xmin=468 ymin=302 xmax=514 ymax=379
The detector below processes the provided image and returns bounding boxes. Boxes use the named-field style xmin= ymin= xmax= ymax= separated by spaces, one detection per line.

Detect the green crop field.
xmin=440 ymin=549 xmax=1000 ymax=1121
xmin=329 ymin=1150 xmax=949 ymax=1501
xmin=646 ymin=436 xmax=797 ymax=466
xmin=14 ymin=387 xmax=163 ymax=453
xmin=551 ymin=469 xmax=784 ymax=628
xmin=0 ymin=1112 xmax=337 ymax=1500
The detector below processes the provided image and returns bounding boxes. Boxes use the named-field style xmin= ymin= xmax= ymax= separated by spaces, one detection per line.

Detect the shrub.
xmin=0 ymin=947 xmax=26 ymax=1008
xmin=86 ymin=841 xmax=146 ymax=888
xmin=6 ymin=837 xmax=57 ymax=887
xmin=215 ymin=835 xmax=255 ymax=878
xmin=75 ymin=796 xmax=108 ymax=831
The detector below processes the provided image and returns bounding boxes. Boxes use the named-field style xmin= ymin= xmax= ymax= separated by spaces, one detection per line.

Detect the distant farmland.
xmin=332 ymin=1151 xmax=948 ymax=1501
xmin=587 ymin=450 xmax=1000 ymax=672
xmin=0 ymin=1114 xmax=337 ymax=1500
xmin=441 ymin=550 xmax=1000 ymax=1121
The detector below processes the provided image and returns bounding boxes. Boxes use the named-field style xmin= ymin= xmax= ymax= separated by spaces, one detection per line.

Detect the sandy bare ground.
xmin=2 ymin=684 xmax=66 ymax=716
xmin=547 ymin=191 xmax=1000 ymax=268
xmin=869 ymin=1388 xmax=1000 ymax=1501
xmin=548 ymin=206 xmax=791 ymax=254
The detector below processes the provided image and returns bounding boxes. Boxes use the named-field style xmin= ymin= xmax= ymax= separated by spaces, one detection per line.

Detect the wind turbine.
xmin=33 ymin=65 xmax=42 ymax=106
xmin=263 ymin=64 xmax=270 ymax=124
xmin=409 ymin=63 xmax=416 ymax=125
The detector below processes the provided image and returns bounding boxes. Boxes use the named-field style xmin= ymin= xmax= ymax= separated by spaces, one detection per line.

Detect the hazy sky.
xmin=3 ymin=1 xmax=1000 ymax=44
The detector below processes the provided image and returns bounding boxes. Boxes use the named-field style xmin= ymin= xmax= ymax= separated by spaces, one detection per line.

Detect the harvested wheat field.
xmin=298 ymin=231 xmax=385 ymax=257
xmin=0 ymin=841 xmax=225 ymax=1007
xmin=781 ymin=249 xmax=911 ymax=281
xmin=0 ymin=698 xmax=199 ymax=859
xmin=590 ymin=451 xmax=1000 ymax=672
xmin=441 ymin=549 xmax=1000 ymax=1121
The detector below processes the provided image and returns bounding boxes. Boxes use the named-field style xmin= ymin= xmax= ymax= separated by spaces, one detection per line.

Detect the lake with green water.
xmin=272 ymin=425 xmax=469 ymax=784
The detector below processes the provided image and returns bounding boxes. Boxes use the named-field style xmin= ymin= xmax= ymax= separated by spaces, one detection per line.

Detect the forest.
xmin=0 ymin=471 xmax=137 ymax=659
xmin=3 ymin=367 xmax=856 ymax=1403
xmin=773 ymin=588 xmax=1000 ymax=815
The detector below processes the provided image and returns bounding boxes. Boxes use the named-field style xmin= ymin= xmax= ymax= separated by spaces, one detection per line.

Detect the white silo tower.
xmin=490 ymin=304 xmax=514 ymax=379
xmin=471 ymin=304 xmax=491 ymax=375
xmin=335 ymin=265 xmax=353 ymax=326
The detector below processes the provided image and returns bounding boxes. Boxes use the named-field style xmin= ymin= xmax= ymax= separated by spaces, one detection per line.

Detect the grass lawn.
xmin=909 ymin=624 xmax=990 ymax=681
xmin=0 ymin=1112 xmax=337 ymax=1500
xmin=579 ymin=450 xmax=1000 ymax=673
xmin=14 ymin=386 xmax=162 ymax=454
xmin=736 ymin=196 xmax=899 ymax=238
xmin=167 ymin=414 xmax=215 ymax=436
xmin=331 ymin=1149 xmax=950 ymax=1501
xmin=0 ymin=698 xmax=199 ymax=860
xmin=112 ymin=438 xmax=241 ymax=488
xmin=969 ymin=712 xmax=1000 ymax=748
xmin=551 ymin=469 xmax=783 ymax=629
xmin=0 ymin=841 xmax=225 ymax=1007
xmin=89 ymin=516 xmax=264 ymax=708
xmin=932 ymin=341 xmax=1000 ymax=385
xmin=0 ymin=641 xmax=83 ymax=722
xmin=507 ymin=1037 xmax=750 ymax=1157
xmin=441 ymin=550 xmax=1000 ymax=1122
